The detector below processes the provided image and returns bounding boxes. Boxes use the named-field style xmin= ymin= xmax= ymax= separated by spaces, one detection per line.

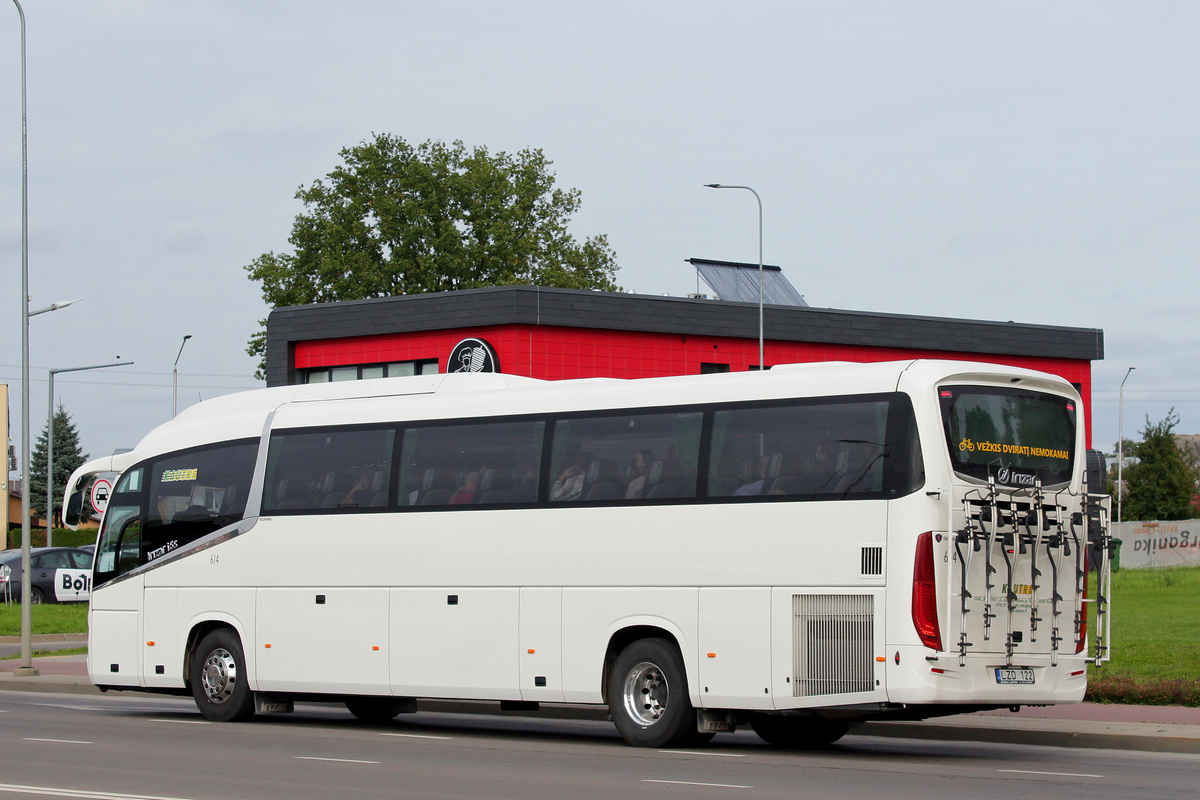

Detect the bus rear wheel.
xmin=345 ymin=697 xmax=410 ymax=723
xmin=191 ymin=628 xmax=255 ymax=722
xmin=608 ymin=638 xmax=700 ymax=748
xmin=749 ymin=714 xmax=849 ymax=748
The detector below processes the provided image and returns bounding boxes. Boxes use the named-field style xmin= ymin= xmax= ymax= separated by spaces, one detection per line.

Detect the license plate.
xmin=995 ymin=667 xmax=1035 ymax=685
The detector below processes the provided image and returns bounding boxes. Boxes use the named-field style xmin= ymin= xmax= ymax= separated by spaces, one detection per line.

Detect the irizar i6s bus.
xmin=65 ymin=359 xmax=1113 ymax=748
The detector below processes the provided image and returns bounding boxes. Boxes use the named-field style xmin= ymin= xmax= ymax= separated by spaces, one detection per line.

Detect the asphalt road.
xmin=0 ymin=690 xmax=1197 ymax=800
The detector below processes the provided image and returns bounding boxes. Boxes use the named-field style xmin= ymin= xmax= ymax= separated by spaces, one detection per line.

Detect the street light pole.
xmin=11 ymin=0 xmax=86 ymax=673
xmin=173 ymin=334 xmax=193 ymax=418
xmin=1117 ymin=366 xmax=1136 ymax=523
xmin=704 ymin=184 xmax=764 ymax=370
xmin=11 ymin=0 xmax=36 ymax=677
xmin=46 ymin=361 xmax=133 ymax=547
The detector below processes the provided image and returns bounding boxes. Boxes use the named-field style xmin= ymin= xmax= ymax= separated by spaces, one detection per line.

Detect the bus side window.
xmin=706 ymin=395 xmax=917 ymax=501
xmin=263 ymin=429 xmax=394 ymax=513
xmin=144 ymin=440 xmax=259 ymax=559
xmin=547 ymin=412 xmax=702 ymax=502
xmin=397 ymin=420 xmax=544 ymax=508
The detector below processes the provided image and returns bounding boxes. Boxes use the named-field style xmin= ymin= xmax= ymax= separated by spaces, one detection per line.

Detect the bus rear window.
xmin=940 ymin=386 xmax=1076 ymax=488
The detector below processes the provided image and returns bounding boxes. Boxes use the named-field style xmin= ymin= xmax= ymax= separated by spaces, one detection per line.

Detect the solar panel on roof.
xmin=688 ymin=259 xmax=809 ymax=307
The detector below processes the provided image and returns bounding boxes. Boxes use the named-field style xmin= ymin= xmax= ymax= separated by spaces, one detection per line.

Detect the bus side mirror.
xmin=64 ymin=490 xmax=84 ymax=529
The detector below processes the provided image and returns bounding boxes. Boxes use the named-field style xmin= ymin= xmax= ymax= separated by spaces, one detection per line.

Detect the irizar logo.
xmin=996 ymin=466 xmax=1036 ymax=486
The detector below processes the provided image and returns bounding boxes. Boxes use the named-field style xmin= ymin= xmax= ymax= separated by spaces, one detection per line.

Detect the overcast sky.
xmin=2 ymin=1 xmax=1198 ymax=474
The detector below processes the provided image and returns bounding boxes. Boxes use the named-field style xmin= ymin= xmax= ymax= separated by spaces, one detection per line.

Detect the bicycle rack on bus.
xmin=955 ymin=475 xmax=1108 ymax=668
xmin=1082 ymin=470 xmax=1113 ymax=667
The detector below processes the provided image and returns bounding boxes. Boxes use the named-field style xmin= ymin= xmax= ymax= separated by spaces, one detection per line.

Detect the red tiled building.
xmin=265 ymin=284 xmax=1103 ymax=444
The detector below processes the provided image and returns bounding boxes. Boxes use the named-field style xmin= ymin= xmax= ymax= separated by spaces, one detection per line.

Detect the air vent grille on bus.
xmin=860 ymin=546 xmax=883 ymax=576
xmin=792 ymin=594 xmax=875 ymax=697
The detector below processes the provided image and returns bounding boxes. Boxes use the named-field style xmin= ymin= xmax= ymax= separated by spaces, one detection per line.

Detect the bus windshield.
xmin=940 ymin=385 xmax=1077 ymax=488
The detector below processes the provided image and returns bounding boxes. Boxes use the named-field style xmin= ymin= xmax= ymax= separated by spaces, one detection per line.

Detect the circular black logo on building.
xmin=449 ymin=337 xmax=500 ymax=374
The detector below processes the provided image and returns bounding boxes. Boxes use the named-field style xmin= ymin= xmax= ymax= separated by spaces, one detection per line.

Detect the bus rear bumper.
xmin=885 ymin=645 xmax=1089 ymax=706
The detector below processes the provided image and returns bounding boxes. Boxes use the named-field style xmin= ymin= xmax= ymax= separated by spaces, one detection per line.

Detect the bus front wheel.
xmin=608 ymin=638 xmax=700 ymax=748
xmin=190 ymin=629 xmax=255 ymax=722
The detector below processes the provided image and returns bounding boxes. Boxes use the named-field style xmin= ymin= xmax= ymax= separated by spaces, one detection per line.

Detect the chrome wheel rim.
xmin=623 ymin=660 xmax=669 ymax=726
xmin=201 ymin=647 xmax=238 ymax=704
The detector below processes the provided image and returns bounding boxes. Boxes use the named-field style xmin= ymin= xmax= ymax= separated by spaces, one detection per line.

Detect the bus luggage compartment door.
xmin=390 ymin=588 xmax=521 ymax=700
xmin=142 ymin=587 xmax=180 ymax=688
xmin=91 ymin=610 xmax=141 ymax=687
xmin=89 ymin=574 xmax=145 ymax=687
xmin=255 ymin=587 xmax=390 ymax=694
xmin=698 ymin=588 xmax=772 ymax=709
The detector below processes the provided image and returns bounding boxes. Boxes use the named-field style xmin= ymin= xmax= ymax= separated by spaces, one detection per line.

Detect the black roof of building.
xmin=265 ymin=285 xmax=1104 ymax=387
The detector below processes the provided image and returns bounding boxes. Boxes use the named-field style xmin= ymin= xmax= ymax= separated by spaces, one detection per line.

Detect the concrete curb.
xmin=855 ymin=720 xmax=1200 ymax=755
xmin=0 ymin=673 xmax=106 ymax=696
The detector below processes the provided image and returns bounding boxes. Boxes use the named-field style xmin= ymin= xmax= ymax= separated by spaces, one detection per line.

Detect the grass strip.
xmin=1084 ymin=566 xmax=1200 ymax=706
xmin=0 ymin=603 xmax=88 ymax=637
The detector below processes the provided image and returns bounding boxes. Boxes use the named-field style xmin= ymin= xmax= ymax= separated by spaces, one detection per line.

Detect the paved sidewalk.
xmin=1 ymin=650 xmax=1198 ymax=754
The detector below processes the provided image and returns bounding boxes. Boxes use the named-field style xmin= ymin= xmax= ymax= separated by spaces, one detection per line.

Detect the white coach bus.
xmin=65 ymin=359 xmax=1112 ymax=747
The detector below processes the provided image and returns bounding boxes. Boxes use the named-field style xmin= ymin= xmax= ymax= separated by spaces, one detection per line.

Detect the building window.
xmin=303 ymin=359 xmax=438 ymax=384
xmin=700 ymin=363 xmax=730 ymax=374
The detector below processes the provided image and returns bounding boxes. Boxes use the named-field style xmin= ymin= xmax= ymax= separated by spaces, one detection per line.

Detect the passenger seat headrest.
xmin=769 ymin=452 xmax=783 ymax=477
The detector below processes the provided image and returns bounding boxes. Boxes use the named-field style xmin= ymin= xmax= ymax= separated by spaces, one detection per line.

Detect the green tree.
xmin=245 ymin=133 xmax=620 ymax=378
xmin=1121 ymin=409 xmax=1199 ymax=521
xmin=29 ymin=402 xmax=89 ymax=525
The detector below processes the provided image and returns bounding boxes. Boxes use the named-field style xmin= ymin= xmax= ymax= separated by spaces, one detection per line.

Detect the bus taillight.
xmin=912 ymin=531 xmax=943 ymax=651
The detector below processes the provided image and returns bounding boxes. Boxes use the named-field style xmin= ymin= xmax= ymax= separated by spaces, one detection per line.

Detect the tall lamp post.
xmin=172 ymin=334 xmax=192 ymax=418
xmin=12 ymin=0 xmax=87 ymax=673
xmin=704 ymin=184 xmax=764 ymax=370
xmin=1117 ymin=366 xmax=1136 ymax=523
xmin=11 ymin=0 xmax=33 ymax=677
xmin=46 ymin=361 xmax=133 ymax=547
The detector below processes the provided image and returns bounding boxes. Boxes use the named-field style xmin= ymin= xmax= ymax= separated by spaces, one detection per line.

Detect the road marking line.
xmin=148 ymin=719 xmax=211 ymax=725
xmin=644 ymin=780 xmax=752 ymax=789
xmin=658 ymin=750 xmax=745 ymax=757
xmin=0 ymin=782 xmax=197 ymax=800
xmin=22 ymin=738 xmax=94 ymax=745
xmin=999 ymin=770 xmax=1104 ymax=778
xmin=293 ymin=756 xmax=381 ymax=764
xmin=379 ymin=733 xmax=453 ymax=740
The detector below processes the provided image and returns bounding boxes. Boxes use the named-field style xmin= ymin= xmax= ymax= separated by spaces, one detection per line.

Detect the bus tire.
xmin=191 ymin=628 xmax=255 ymax=722
xmin=345 ymin=697 xmax=409 ymax=723
xmin=749 ymin=714 xmax=848 ymax=748
xmin=608 ymin=638 xmax=699 ymax=748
